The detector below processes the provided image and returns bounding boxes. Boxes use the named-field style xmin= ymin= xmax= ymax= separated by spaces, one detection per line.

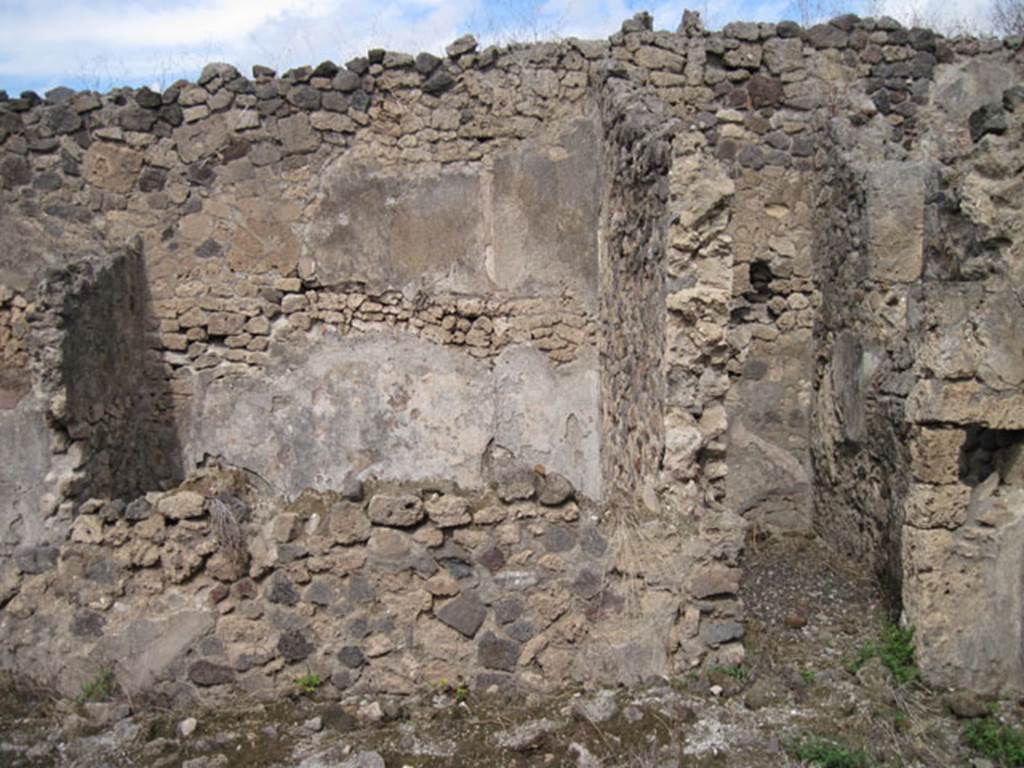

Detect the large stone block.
xmin=865 ymin=162 xmax=929 ymax=284
xmin=902 ymin=499 xmax=1024 ymax=696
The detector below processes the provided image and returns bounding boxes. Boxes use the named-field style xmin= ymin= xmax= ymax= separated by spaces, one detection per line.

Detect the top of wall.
xmin=1 ymin=11 xmax=1021 ymax=297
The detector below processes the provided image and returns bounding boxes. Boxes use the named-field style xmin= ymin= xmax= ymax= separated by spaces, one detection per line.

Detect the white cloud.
xmin=0 ymin=0 xmax=1001 ymax=95
xmin=867 ymin=0 xmax=996 ymax=34
xmin=0 ymin=0 xmax=482 ymax=91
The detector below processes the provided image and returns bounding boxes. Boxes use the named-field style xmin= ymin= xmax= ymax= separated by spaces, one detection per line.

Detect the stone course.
xmin=0 ymin=9 xmax=1022 ymax=701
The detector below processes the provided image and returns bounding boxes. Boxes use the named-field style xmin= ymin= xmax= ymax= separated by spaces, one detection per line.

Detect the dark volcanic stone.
xmin=337 ymin=645 xmax=366 ymax=668
xmin=572 ymin=568 xmax=603 ymax=600
xmin=158 ymin=104 xmax=184 ymax=127
xmin=436 ymin=591 xmax=487 ymax=638
xmin=322 ymin=92 xmax=350 ymax=112
xmin=71 ymin=610 xmax=106 ymax=637
xmin=312 ymin=60 xmax=340 ymax=78
xmin=415 ymin=52 xmax=442 ymax=74
xmin=265 ymin=573 xmax=300 ymax=605
xmin=278 ymin=630 xmax=315 ymax=662
xmin=738 ymin=144 xmax=765 ymax=169
xmin=47 ymin=104 xmax=81 ymax=134
xmin=330 ymin=669 xmax=357 ymax=690
xmin=478 ymin=546 xmax=506 ymax=571
xmin=1 ymin=155 xmax=31 ymax=188
xmin=1004 ymin=85 xmax=1024 ymax=111
xmin=135 ymin=87 xmax=163 ymax=108
xmin=349 ymin=90 xmax=371 ymax=112
xmin=138 ymin=166 xmax=167 ymax=192
xmin=32 ymin=171 xmax=62 ymax=191
xmin=220 ymin=137 xmax=249 ymax=162
xmin=332 ymin=70 xmax=361 ymax=93
xmin=506 ymin=621 xmax=537 ymax=643
xmin=494 ymin=597 xmax=523 ymax=625
xmin=124 ymin=498 xmax=152 ymax=521
xmin=747 ymin=75 xmax=784 ymax=108
xmin=345 ymin=57 xmax=369 ymax=75
xmin=422 ymin=70 xmax=456 ymax=95
xmin=537 ymin=473 xmax=574 ymax=506
xmin=542 ymin=525 xmax=576 ymax=553
xmin=189 ymin=660 xmax=234 ymax=686
xmin=776 ymin=20 xmax=802 ymax=37
xmin=478 ymin=631 xmax=520 ymax=672
xmin=804 ymin=23 xmax=847 ymax=48
xmin=14 ymin=544 xmax=59 ymax=574
xmin=580 ymin=526 xmax=607 ymax=557
xmin=969 ymin=103 xmax=1008 ymax=142
xmin=120 ymin=106 xmax=158 ymax=132
xmin=286 ymin=85 xmax=320 ymax=110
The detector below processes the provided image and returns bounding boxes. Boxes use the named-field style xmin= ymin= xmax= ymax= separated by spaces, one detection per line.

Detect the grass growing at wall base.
xmin=77 ymin=670 xmax=116 ymax=704
xmin=845 ymin=623 xmax=919 ymax=686
xmin=965 ymin=716 xmax=1024 ymax=767
xmin=789 ymin=737 xmax=876 ymax=768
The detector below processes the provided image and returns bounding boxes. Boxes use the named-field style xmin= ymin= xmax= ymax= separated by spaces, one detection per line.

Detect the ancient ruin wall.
xmin=0 ymin=11 xmax=1022 ymax=703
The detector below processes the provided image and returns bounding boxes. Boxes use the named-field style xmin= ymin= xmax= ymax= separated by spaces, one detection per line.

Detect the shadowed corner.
xmin=59 ymin=241 xmax=184 ymax=501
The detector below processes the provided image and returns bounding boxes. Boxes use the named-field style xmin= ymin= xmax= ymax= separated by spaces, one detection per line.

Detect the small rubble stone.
xmin=492 ymin=718 xmax=559 ymax=751
xmin=425 ymin=496 xmax=471 ymax=527
xmin=368 ymin=494 xmax=425 ymax=527
xmin=445 ymin=35 xmax=478 ymax=58
xmin=157 ymin=490 xmax=205 ymax=520
xmin=422 ymin=70 xmax=456 ymax=95
xmin=178 ymin=717 xmax=198 ymax=737
xmin=278 ymin=630 xmax=315 ymax=662
xmin=478 ymin=630 xmax=520 ymax=671
xmin=338 ymin=645 xmax=366 ymax=668
xmin=266 ymin=573 xmax=300 ymax=605
xmin=571 ymin=690 xmax=618 ymax=723
xmin=538 ymin=473 xmax=574 ymax=506
xmin=969 ymin=103 xmax=1008 ymax=142
xmin=188 ymin=661 xmax=233 ymax=686
xmin=436 ymin=591 xmax=487 ymax=638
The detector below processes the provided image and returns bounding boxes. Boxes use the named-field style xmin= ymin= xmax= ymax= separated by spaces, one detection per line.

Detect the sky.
xmin=0 ymin=0 xmax=1001 ymax=96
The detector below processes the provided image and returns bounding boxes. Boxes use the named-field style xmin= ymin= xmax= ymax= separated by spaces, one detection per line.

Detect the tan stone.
xmin=157 ymin=490 xmax=206 ymax=520
xmin=83 ymin=143 xmax=143 ymax=194
xmin=903 ymin=483 xmax=970 ymax=530
xmin=910 ymin=427 xmax=966 ymax=484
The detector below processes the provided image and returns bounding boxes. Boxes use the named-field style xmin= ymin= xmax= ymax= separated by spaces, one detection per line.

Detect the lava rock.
xmin=188 ymin=660 xmax=234 ymax=686
xmin=278 ymin=630 xmax=315 ymax=662
xmin=436 ymin=591 xmax=487 ymax=638
xmin=969 ymin=103 xmax=1008 ymax=142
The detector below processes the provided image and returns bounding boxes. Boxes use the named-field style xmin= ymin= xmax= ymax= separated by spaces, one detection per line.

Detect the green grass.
xmin=800 ymin=668 xmax=817 ymax=685
xmin=710 ymin=664 xmax=749 ymax=683
xmin=876 ymin=624 xmax=918 ymax=685
xmin=965 ymin=717 xmax=1024 ymax=767
xmin=791 ymin=737 xmax=876 ymax=768
xmin=78 ymin=670 xmax=116 ymax=704
xmin=845 ymin=623 xmax=918 ymax=686
xmin=293 ymin=671 xmax=322 ymax=695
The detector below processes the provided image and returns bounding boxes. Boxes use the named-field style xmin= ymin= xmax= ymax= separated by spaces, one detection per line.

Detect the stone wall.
xmin=597 ymin=71 xmax=671 ymax=503
xmin=1 ymin=10 xmax=1023 ymax=701
xmin=812 ymin=55 xmax=1024 ymax=695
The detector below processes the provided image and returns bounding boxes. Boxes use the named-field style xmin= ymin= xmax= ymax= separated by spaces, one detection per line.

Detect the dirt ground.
xmin=2 ymin=531 xmax=1020 ymax=767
